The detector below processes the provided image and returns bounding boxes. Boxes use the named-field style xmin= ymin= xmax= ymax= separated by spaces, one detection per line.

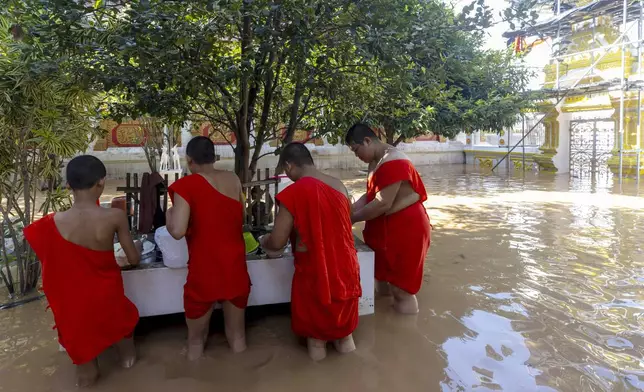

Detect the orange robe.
xmin=23 ymin=214 xmax=139 ymax=365
xmin=169 ymin=174 xmax=251 ymax=319
xmin=276 ymin=177 xmax=362 ymax=340
xmin=364 ymin=159 xmax=431 ymax=295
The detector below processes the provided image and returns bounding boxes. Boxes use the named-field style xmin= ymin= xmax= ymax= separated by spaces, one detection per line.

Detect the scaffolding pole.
xmin=551 ymin=37 xmax=644 ymax=62
xmin=555 ymin=0 xmax=562 ymax=91
xmin=492 ymin=22 xmax=637 ymax=172
xmin=619 ymin=0 xmax=628 ymax=184
xmin=639 ymin=0 xmax=643 ymax=185
xmin=522 ymin=115 xmax=526 ymax=173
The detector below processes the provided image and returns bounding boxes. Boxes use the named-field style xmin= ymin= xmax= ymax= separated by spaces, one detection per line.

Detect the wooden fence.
xmin=116 ymin=170 xmax=279 ymax=234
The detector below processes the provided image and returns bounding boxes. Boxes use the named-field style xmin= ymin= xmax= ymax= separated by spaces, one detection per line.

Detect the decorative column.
xmin=533 ymin=103 xmax=559 ymax=172
xmin=465 ymin=132 xmax=473 ymax=147
xmin=608 ymin=97 xmax=642 ymax=175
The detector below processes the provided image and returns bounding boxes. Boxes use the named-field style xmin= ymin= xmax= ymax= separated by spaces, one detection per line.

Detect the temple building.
xmin=469 ymin=0 xmax=644 ymax=178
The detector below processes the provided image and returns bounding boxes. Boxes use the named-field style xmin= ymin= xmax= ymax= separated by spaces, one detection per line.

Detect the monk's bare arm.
xmin=351 ymin=193 xmax=367 ymax=211
xmin=237 ymin=177 xmax=244 ymax=202
xmin=351 ymin=181 xmax=401 ymax=223
xmin=114 ymin=210 xmax=141 ymax=266
xmin=166 ymin=194 xmax=190 ymax=239
xmin=263 ymin=206 xmax=293 ymax=251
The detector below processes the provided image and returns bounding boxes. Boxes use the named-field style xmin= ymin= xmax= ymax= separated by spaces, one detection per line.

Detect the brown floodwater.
xmin=2 ymin=165 xmax=644 ymax=392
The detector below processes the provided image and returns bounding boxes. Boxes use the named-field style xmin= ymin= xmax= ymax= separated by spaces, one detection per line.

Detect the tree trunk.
xmin=284 ymin=45 xmax=306 ymax=145
xmin=249 ymin=9 xmax=281 ymax=176
xmin=384 ymin=123 xmax=396 ymax=145
xmin=0 ymin=220 xmax=14 ymax=296
xmin=236 ymin=0 xmax=253 ymax=183
xmin=393 ymin=134 xmax=405 ymax=146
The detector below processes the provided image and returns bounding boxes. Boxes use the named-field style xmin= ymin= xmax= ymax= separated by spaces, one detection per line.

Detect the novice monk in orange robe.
xmin=166 ymin=136 xmax=250 ymax=360
xmin=345 ymin=124 xmax=431 ymax=314
xmin=24 ymin=155 xmax=141 ymax=387
xmin=261 ymin=143 xmax=362 ymax=361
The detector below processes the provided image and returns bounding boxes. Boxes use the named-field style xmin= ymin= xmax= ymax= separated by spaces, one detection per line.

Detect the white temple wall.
xmin=85 ymin=140 xmax=465 ymax=179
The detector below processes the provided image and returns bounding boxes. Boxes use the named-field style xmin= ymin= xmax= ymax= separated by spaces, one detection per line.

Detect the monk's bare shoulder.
xmin=225 ymin=171 xmax=242 ymax=191
xmin=215 ymin=170 xmax=242 ymax=200
xmin=104 ymin=207 xmax=128 ymax=227
xmin=383 ymin=148 xmax=410 ymax=163
xmin=322 ymin=174 xmax=350 ymax=200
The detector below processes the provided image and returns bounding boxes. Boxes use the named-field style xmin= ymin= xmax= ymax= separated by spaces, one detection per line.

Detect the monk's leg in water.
xmin=222 ymin=301 xmax=247 ymax=353
xmin=307 ymin=338 xmax=327 ymax=361
xmin=375 ymin=280 xmax=392 ymax=297
xmin=391 ymin=285 xmax=419 ymax=314
xmin=76 ymin=358 xmax=99 ymax=388
xmin=202 ymin=314 xmax=211 ymax=345
xmin=186 ymin=307 xmax=214 ymax=361
xmin=333 ymin=334 xmax=356 ymax=354
xmin=115 ymin=336 xmax=137 ymax=368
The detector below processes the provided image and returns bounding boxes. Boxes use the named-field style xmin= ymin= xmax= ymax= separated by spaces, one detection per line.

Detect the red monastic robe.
xmin=364 ymin=158 xmax=431 ymax=295
xmin=23 ymin=214 xmax=139 ymax=365
xmin=169 ymin=174 xmax=251 ymax=318
xmin=276 ymin=177 xmax=362 ymax=340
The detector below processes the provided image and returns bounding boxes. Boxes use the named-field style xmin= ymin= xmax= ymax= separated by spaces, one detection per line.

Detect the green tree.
xmin=346 ymin=0 xmax=533 ymax=144
xmin=0 ymin=11 xmax=100 ymax=296
xmin=502 ymin=0 xmax=555 ymax=32
xmin=27 ymin=0 xmax=370 ymax=181
xmin=15 ymin=0 xmax=533 ymax=181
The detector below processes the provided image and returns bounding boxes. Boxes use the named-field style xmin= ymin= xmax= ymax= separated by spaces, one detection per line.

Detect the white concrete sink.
xmin=121 ymin=237 xmax=375 ymax=317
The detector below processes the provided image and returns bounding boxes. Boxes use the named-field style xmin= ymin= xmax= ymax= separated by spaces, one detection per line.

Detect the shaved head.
xmin=344 ymin=123 xmax=379 ymax=145
xmin=278 ymin=142 xmax=314 ymax=169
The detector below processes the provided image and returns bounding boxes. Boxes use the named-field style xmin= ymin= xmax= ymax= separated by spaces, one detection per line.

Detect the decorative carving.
xmin=111 ymin=123 xmax=147 ymax=147
xmin=160 ymin=148 xmax=169 ymax=171
xmin=269 ymin=127 xmax=316 ymax=147
xmin=93 ymin=137 xmax=108 ymax=151
xmin=477 ymin=157 xmax=493 ymax=168
xmin=291 ymin=129 xmax=312 ymax=143
xmin=511 ymin=159 xmax=524 ymax=171
xmin=172 ymin=145 xmax=182 ymax=171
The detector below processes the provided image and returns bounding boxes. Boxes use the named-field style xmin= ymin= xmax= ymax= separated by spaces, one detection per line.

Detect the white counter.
xmin=121 ymin=238 xmax=375 ymax=317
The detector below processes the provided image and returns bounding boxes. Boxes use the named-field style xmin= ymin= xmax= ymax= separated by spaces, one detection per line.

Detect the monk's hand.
xmin=259 ymin=234 xmax=284 ymax=259
xmin=115 ymin=246 xmax=130 ymax=268
xmin=134 ymin=240 xmax=143 ymax=255
xmin=259 ymin=234 xmax=272 ymax=251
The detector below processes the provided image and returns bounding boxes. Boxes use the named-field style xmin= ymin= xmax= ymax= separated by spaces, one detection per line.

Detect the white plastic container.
xmin=114 ymin=240 xmax=155 ymax=267
xmin=154 ymin=226 xmax=189 ymax=268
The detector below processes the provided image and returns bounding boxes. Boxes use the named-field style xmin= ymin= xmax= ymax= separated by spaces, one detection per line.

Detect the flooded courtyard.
xmin=1 ymin=165 xmax=644 ymax=392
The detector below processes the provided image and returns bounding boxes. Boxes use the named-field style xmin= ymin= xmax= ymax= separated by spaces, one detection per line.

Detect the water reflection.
xmin=1 ymin=166 xmax=643 ymax=391
xmin=423 ymin=167 xmax=644 ymax=391
xmin=440 ymin=310 xmax=556 ymax=392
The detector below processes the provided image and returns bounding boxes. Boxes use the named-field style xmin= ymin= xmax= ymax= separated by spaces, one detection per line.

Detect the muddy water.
xmin=2 ymin=166 xmax=644 ymax=392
